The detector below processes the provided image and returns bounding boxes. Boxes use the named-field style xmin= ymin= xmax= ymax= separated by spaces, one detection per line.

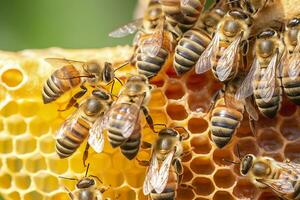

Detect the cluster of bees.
xmin=40 ymin=0 xmax=300 ymax=199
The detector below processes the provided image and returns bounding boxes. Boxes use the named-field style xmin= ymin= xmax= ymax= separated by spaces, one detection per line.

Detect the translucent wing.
xmin=258 ymin=178 xmax=295 ymax=195
xmin=216 ymin=34 xmax=242 ymax=81
xmin=195 ymin=32 xmax=220 ymax=74
xmin=88 ymin=115 xmax=107 ymax=153
xmin=181 ymin=0 xmax=191 ymax=6
xmin=235 ymin=58 xmax=259 ymax=100
xmin=258 ymin=53 xmax=278 ymax=103
xmin=133 ymin=31 xmax=143 ymax=46
xmin=276 ymin=161 xmax=300 ymax=179
xmin=143 ymin=152 xmax=159 ymax=195
xmin=56 ymin=109 xmax=81 ymax=139
xmin=244 ymin=98 xmax=259 ymax=121
xmin=109 ymin=18 xmax=144 ymax=38
xmin=153 ymin=151 xmax=174 ymax=194
xmin=45 ymin=58 xmax=86 ymax=69
xmin=287 ymin=43 xmax=300 ymax=80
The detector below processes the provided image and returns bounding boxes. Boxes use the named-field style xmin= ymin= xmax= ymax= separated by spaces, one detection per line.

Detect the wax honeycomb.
xmin=0 ymin=46 xmax=299 ymax=200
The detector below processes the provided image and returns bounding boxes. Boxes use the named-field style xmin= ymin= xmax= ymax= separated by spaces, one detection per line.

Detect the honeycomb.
xmin=1 ymin=0 xmax=300 ymax=199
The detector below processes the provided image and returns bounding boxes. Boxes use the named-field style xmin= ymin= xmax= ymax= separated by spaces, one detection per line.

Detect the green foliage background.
xmin=0 ymin=0 xmax=213 ymax=51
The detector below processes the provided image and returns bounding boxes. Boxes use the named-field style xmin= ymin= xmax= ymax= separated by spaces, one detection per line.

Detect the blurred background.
xmin=0 ymin=0 xmax=214 ymax=51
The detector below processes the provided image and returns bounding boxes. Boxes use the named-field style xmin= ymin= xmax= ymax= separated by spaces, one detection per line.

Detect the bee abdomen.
xmin=292 ymin=181 xmax=300 ymax=199
xmin=120 ymin=130 xmax=141 ymax=160
xmin=42 ymin=66 xmax=81 ymax=103
xmin=174 ymin=29 xmax=211 ymax=75
xmin=210 ymin=108 xmax=242 ymax=148
xmin=150 ymin=190 xmax=176 ymax=200
xmin=56 ymin=119 xmax=90 ymax=158
xmin=107 ymin=128 xmax=126 ymax=148
xmin=136 ymin=48 xmax=169 ymax=78
xmin=282 ymin=76 xmax=300 ymax=105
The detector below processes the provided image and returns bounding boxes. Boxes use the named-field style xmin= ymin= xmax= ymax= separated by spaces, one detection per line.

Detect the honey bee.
xmin=42 ymin=58 xmax=122 ymax=105
xmin=282 ymin=17 xmax=300 ymax=105
xmin=208 ymin=75 xmax=258 ymax=148
xmin=88 ymin=75 xmax=154 ymax=160
xmin=60 ymin=164 xmax=112 ymax=200
xmin=56 ymin=88 xmax=112 ymax=165
xmin=195 ymin=7 xmax=253 ymax=82
xmin=139 ymin=127 xmax=189 ymax=200
xmin=159 ymin=0 xmax=205 ymax=35
xmin=173 ymin=0 xmax=228 ymax=75
xmin=236 ymin=28 xmax=285 ymax=118
xmin=238 ymin=154 xmax=300 ymax=200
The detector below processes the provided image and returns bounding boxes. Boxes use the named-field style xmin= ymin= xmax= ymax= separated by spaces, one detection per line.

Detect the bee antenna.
xmin=113 ymin=62 xmax=129 ymax=72
xmin=222 ymin=158 xmax=240 ymax=165
xmin=58 ymin=176 xmax=78 ymax=181
xmin=236 ymin=144 xmax=242 ymax=161
xmin=89 ymin=175 xmax=103 ymax=184
xmin=172 ymin=126 xmax=190 ymax=141
xmin=85 ymin=163 xmax=90 ymax=177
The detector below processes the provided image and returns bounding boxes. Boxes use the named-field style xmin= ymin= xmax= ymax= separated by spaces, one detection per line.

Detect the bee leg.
xmin=206 ymin=89 xmax=222 ymax=115
xmin=64 ymin=186 xmax=74 ymax=200
xmin=82 ymin=143 xmax=90 ymax=167
xmin=173 ymin=158 xmax=183 ymax=176
xmin=58 ymin=83 xmax=88 ymax=111
xmin=141 ymin=141 xmax=152 ymax=149
xmin=136 ymin=158 xmax=150 ymax=166
xmin=248 ymin=116 xmax=257 ymax=137
xmin=180 ymin=183 xmax=196 ymax=191
xmin=241 ymin=40 xmax=249 ymax=56
xmin=141 ymin=106 xmax=156 ymax=132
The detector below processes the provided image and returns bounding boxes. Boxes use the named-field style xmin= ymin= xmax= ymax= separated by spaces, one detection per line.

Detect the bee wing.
xmin=88 ymin=115 xmax=108 ymax=153
xmin=56 ymin=109 xmax=81 ymax=139
xmin=45 ymin=58 xmax=86 ymax=69
xmin=287 ymin=43 xmax=300 ymax=80
xmin=244 ymin=98 xmax=259 ymax=121
xmin=258 ymin=178 xmax=295 ymax=195
xmin=109 ymin=18 xmax=144 ymax=38
xmin=276 ymin=161 xmax=300 ymax=179
xmin=143 ymin=152 xmax=159 ymax=195
xmin=235 ymin=58 xmax=259 ymax=100
xmin=216 ymin=34 xmax=242 ymax=81
xmin=258 ymin=52 xmax=278 ymax=103
xmin=180 ymin=0 xmax=191 ymax=6
xmin=153 ymin=150 xmax=174 ymax=194
xmin=195 ymin=32 xmax=220 ymax=74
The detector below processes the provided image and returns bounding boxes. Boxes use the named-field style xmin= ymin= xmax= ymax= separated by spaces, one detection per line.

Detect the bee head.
xmin=240 ymin=154 xmax=254 ymax=176
xmin=286 ymin=18 xmax=300 ymax=46
xmin=76 ymin=177 xmax=95 ymax=189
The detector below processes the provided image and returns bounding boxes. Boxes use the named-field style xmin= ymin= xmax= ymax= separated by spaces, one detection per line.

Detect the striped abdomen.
xmin=150 ymin=165 xmax=178 ymax=200
xmin=42 ymin=65 xmax=81 ymax=103
xmin=56 ymin=117 xmax=90 ymax=158
xmin=120 ymin=124 xmax=141 ymax=160
xmin=282 ymin=66 xmax=300 ymax=105
xmin=210 ymin=99 xmax=244 ymax=148
xmin=174 ymin=28 xmax=211 ymax=75
xmin=253 ymin=67 xmax=282 ymax=118
xmin=136 ymin=47 xmax=169 ymax=78
xmin=211 ymin=42 xmax=239 ymax=82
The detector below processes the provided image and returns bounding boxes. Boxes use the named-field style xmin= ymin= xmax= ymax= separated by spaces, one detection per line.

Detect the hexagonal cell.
xmin=15 ymin=135 xmax=37 ymax=154
xmin=23 ymin=191 xmax=44 ymax=200
xmin=148 ymin=89 xmax=167 ymax=107
xmin=112 ymin=151 xmax=135 ymax=172
xmin=102 ymin=170 xmax=125 ymax=187
xmin=213 ymin=148 xmax=234 ymax=166
xmin=124 ymin=170 xmax=145 ymax=189
xmin=89 ymin=153 xmax=112 ymax=172
xmin=233 ymin=179 xmax=258 ymax=199
xmin=235 ymin=117 xmax=253 ymax=138
xmin=234 ymin=138 xmax=259 ymax=157
xmin=39 ymin=135 xmax=56 ymax=154
xmin=0 ymin=101 xmax=19 ymax=117
xmin=15 ymin=173 xmax=31 ymax=190
xmin=6 ymin=157 xmax=23 ymax=173
xmin=149 ymin=109 xmax=168 ymax=125
xmin=0 ymin=68 xmax=24 ymax=88
xmin=258 ymin=191 xmax=280 ymax=200
xmin=19 ymin=100 xmax=41 ymax=117
xmin=279 ymin=97 xmax=297 ymax=117
xmin=213 ymin=191 xmax=234 ymax=200
xmin=6 ymin=115 xmax=27 ymax=135
xmin=213 ymin=169 xmax=236 ymax=189
xmin=263 ymin=152 xmax=284 ymax=162
xmin=49 ymin=192 xmax=69 ymax=200
xmin=192 ymin=177 xmax=215 ymax=196
xmin=37 ymin=103 xmax=59 ymax=122
xmin=0 ymin=118 xmax=3 ymax=132
xmin=188 ymin=117 xmax=208 ymax=134
xmin=7 ymin=192 xmax=21 ymax=200
xmin=280 ymin=118 xmax=300 ymax=141
xmin=165 ymin=64 xmax=179 ymax=78
xmin=47 ymin=155 xmax=69 ymax=174
xmin=115 ymin=186 xmax=136 ymax=200
xmin=285 ymin=141 xmax=300 ymax=162
xmin=69 ymin=153 xmax=86 ymax=173
xmin=165 ymin=80 xmax=185 ymax=100
xmin=182 ymin=165 xmax=193 ymax=183
xmin=33 ymin=172 xmax=59 ymax=193
xmin=186 ymin=73 xmax=209 ymax=92
xmin=177 ymin=186 xmax=195 ymax=200
xmin=166 ymin=104 xmax=188 ymax=120
xmin=0 ymin=136 xmax=13 ymax=154
xmin=190 ymin=135 xmax=212 ymax=154
xmin=149 ymin=74 xmax=165 ymax=87
xmin=188 ymin=92 xmax=209 ymax=113
xmin=190 ymin=157 xmax=215 ymax=175
xmin=29 ymin=117 xmax=50 ymax=137
xmin=25 ymin=154 xmax=47 ymax=173
xmin=257 ymin=128 xmax=283 ymax=152
xmin=0 ymin=173 xmax=12 ymax=189
xmin=257 ymin=115 xmax=278 ymax=129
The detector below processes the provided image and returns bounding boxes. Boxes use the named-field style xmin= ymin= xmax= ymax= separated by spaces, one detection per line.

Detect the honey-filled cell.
xmin=0 ymin=68 xmax=24 ymax=89
xmin=19 ymin=100 xmax=41 ymax=118
xmin=6 ymin=157 xmax=23 ymax=173
xmin=188 ymin=117 xmax=208 ymax=134
xmin=23 ymin=191 xmax=44 ymax=200
xmin=213 ymin=169 xmax=236 ymax=189
xmin=213 ymin=191 xmax=234 ymax=200
xmin=257 ymin=128 xmax=283 ymax=152
xmin=165 ymin=79 xmax=185 ymax=100
xmin=0 ymin=101 xmax=19 ymax=117
xmin=15 ymin=174 xmax=31 ymax=190
xmin=15 ymin=135 xmax=37 ymax=154
xmin=33 ymin=172 xmax=59 ymax=193
xmin=233 ymin=178 xmax=258 ymax=199
xmin=190 ymin=135 xmax=212 ymax=154
xmin=6 ymin=115 xmax=27 ymax=135
xmin=192 ymin=177 xmax=215 ymax=196
xmin=0 ymin=173 xmax=12 ymax=189
xmin=280 ymin=118 xmax=300 ymax=141
xmin=190 ymin=157 xmax=215 ymax=175
xmin=166 ymin=103 xmax=188 ymax=120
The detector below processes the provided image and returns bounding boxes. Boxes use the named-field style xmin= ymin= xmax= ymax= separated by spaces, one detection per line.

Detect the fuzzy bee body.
xmin=120 ymin=123 xmax=142 ymax=160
